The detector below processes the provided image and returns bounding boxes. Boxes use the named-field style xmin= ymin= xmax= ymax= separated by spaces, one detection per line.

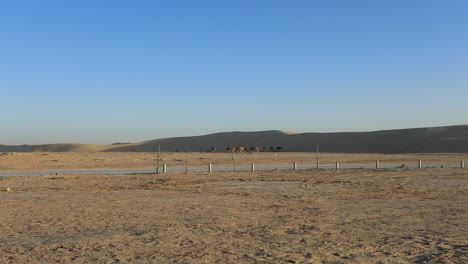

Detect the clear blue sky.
xmin=1 ymin=0 xmax=467 ymax=144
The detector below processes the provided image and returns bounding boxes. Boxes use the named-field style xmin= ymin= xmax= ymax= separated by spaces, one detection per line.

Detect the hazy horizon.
xmin=1 ymin=1 xmax=467 ymax=145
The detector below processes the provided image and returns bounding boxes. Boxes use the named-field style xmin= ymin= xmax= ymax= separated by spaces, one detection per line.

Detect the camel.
xmin=207 ymin=147 xmax=216 ymax=152
xmin=227 ymin=147 xmax=244 ymax=152
xmin=237 ymin=147 xmax=246 ymax=152
xmin=228 ymin=146 xmax=260 ymax=152
xmin=226 ymin=147 xmax=236 ymax=152
xmin=250 ymin=146 xmax=261 ymax=152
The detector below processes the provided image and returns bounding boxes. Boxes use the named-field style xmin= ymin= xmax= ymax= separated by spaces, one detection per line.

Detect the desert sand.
xmin=0 ymin=152 xmax=467 ymax=263
xmin=1 ymin=152 xmax=468 ymax=171
xmin=1 ymin=169 xmax=467 ymax=263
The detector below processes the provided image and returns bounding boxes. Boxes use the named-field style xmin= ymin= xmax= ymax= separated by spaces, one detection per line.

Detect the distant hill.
xmin=1 ymin=124 xmax=468 ymax=153
xmin=0 ymin=143 xmax=111 ymax=153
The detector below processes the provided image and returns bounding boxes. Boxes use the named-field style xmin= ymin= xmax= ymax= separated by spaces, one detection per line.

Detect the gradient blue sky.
xmin=1 ymin=0 xmax=467 ymax=144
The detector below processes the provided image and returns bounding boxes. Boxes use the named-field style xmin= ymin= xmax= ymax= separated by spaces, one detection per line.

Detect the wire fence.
xmin=0 ymin=151 xmax=465 ymax=176
xmin=153 ymin=147 xmax=467 ymax=174
xmin=153 ymin=158 xmax=466 ymax=174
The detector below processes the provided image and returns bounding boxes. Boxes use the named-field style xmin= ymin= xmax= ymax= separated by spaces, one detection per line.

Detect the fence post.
xmin=208 ymin=163 xmax=212 ymax=172
xmin=231 ymin=150 xmax=236 ymax=172
xmin=251 ymin=163 xmax=255 ymax=171
xmin=156 ymin=145 xmax=161 ymax=174
xmin=418 ymin=160 xmax=422 ymax=169
xmin=376 ymin=160 xmax=380 ymax=169
xmin=163 ymin=164 xmax=167 ymax=173
xmin=293 ymin=162 xmax=297 ymax=171
xmin=185 ymin=148 xmax=189 ymax=172
xmin=336 ymin=161 xmax=339 ymax=169
xmin=316 ymin=146 xmax=319 ymax=170
xmin=461 ymin=160 xmax=465 ymax=169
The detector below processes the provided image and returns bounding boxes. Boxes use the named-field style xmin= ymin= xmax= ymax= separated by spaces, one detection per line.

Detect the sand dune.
xmin=0 ymin=144 xmax=111 ymax=153
xmin=1 ymin=124 xmax=468 ymax=153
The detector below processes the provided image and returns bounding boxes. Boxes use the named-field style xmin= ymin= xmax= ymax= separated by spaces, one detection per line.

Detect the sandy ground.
xmin=1 ymin=152 xmax=468 ymax=171
xmin=0 ymin=166 xmax=467 ymax=263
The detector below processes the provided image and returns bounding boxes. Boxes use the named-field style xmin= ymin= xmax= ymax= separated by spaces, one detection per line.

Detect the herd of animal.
xmin=206 ymin=146 xmax=284 ymax=152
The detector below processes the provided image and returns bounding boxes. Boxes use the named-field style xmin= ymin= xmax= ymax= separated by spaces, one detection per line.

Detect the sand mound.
xmin=2 ymin=125 xmax=468 ymax=153
xmin=0 ymin=144 xmax=113 ymax=153
xmin=107 ymin=125 xmax=468 ymax=153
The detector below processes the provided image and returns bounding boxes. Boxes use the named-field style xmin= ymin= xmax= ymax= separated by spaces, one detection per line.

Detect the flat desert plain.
xmin=0 ymin=152 xmax=467 ymax=263
xmin=1 ymin=152 xmax=468 ymax=171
